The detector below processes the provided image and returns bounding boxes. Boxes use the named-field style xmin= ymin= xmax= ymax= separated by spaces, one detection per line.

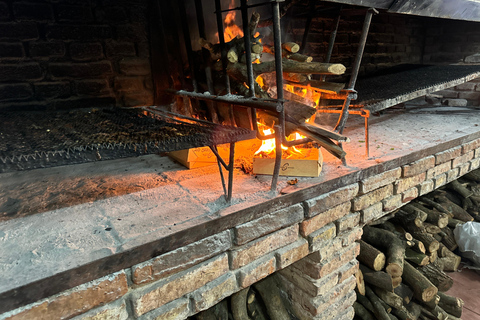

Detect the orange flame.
xmin=224 ymin=0 xmax=243 ymax=42
xmin=254 ymin=127 xmax=306 ymax=157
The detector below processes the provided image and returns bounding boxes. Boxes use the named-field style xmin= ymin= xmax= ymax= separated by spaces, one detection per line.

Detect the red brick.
xmin=230 ymin=225 xmax=298 ymax=269
xmin=132 ymin=230 xmax=231 ymax=285
xmin=352 ymin=185 xmax=393 ymax=211
xmin=427 ymin=161 xmax=452 ymax=179
xmin=335 ymin=212 xmax=361 ymax=233
xmin=300 ymin=202 xmax=351 ymax=237
xmin=402 ymin=156 xmax=435 ymax=177
xmin=402 ymin=187 xmax=419 ymax=203
xmin=435 ymin=146 xmax=462 ymax=164
xmin=382 ymin=194 xmax=403 ymax=212
xmin=361 ymin=202 xmax=383 ymax=224
xmin=275 ymin=239 xmax=309 ymax=269
xmin=131 ymin=254 xmax=229 ymax=317
xmin=394 ymin=172 xmax=426 ymax=194
xmin=304 ymin=184 xmax=358 ymax=217
xmin=5 ymin=272 xmax=128 ymax=320
xmin=462 ymin=138 xmax=480 ymax=154
xmin=237 ymin=255 xmax=276 ymax=288
xmin=452 ymin=150 xmax=475 ymax=168
xmin=360 ymin=168 xmax=401 ymax=193
xmin=235 ymin=204 xmax=303 ymax=245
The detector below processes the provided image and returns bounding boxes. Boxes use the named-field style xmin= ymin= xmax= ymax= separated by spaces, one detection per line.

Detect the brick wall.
xmin=2 ymin=136 xmax=479 ymax=320
xmin=0 ymin=0 xmax=154 ymax=111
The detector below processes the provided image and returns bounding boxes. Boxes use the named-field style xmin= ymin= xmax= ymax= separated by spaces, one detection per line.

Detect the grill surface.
xmin=356 ymin=64 xmax=480 ymax=112
xmin=0 ymin=107 xmax=255 ymax=173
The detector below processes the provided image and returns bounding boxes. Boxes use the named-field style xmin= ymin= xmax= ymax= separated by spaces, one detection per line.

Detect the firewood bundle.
xmin=353 ymin=169 xmax=480 ymax=320
xmin=198 ymin=11 xmax=349 ymax=160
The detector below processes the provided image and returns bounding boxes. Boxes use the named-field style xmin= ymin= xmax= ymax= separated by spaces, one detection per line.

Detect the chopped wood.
xmin=433 ymin=195 xmax=474 ymax=222
xmin=447 ymin=217 xmax=464 ymax=228
xmin=358 ymin=239 xmax=387 ymax=272
xmin=402 ymin=261 xmax=438 ymax=303
xmin=287 ymin=53 xmax=313 ymax=62
xmin=253 ymin=276 xmax=290 ymax=320
xmin=253 ymin=59 xmax=346 ymax=75
xmin=410 ymin=202 xmax=449 ymax=228
xmin=373 ymin=286 xmax=404 ymax=309
xmin=231 ymin=288 xmax=252 ymax=320
xmin=422 ymin=305 xmax=448 ymax=320
xmin=438 ymin=255 xmax=461 ymax=272
xmin=410 ymin=231 xmax=439 ymax=254
xmin=392 ymin=276 xmax=403 ymax=289
xmin=423 ymin=223 xmax=442 ymax=234
xmin=354 ymin=301 xmax=376 ymax=320
xmin=299 ymin=122 xmax=350 ymax=143
xmin=282 ymin=42 xmax=300 ymax=53
xmin=463 ymin=169 xmax=480 ymax=182
xmin=416 ymin=263 xmax=453 ymax=292
xmin=357 ymin=268 xmax=366 ymax=296
xmin=296 ymin=126 xmax=347 ymax=159
xmin=438 ymin=292 xmax=464 ymax=317
xmin=363 ymin=226 xmax=406 ymax=277
xmin=405 ymin=301 xmax=423 ymax=320
xmin=356 ymin=289 xmax=377 ymax=314
xmin=283 ymin=73 xmax=309 ymax=83
xmin=410 ymin=238 xmax=426 ymax=254
xmin=440 ymin=226 xmax=457 ymax=251
xmin=394 ymin=283 xmax=414 ymax=304
xmin=418 ymin=198 xmax=453 ymax=218
xmin=446 ymin=180 xmax=474 ymax=198
xmin=360 ymin=264 xmax=394 ymax=292
xmin=249 ymin=11 xmax=260 ymax=37
xmin=405 ymin=248 xmax=430 ymax=266
xmin=365 ymin=286 xmax=392 ymax=320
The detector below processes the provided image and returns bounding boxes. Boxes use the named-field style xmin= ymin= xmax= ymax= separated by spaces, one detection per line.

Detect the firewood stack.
xmin=355 ymin=169 xmax=480 ymax=320
xmin=198 ymin=11 xmax=349 ymax=160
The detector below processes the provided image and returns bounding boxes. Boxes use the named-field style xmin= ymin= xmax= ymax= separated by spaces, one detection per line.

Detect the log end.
xmin=422 ymin=286 xmax=439 ymax=303
xmin=386 ymin=263 xmax=403 ymax=278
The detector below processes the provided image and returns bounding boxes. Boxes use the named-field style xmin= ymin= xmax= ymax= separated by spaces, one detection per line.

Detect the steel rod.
xmin=214 ymin=0 xmax=231 ymax=94
xmin=321 ymin=7 xmax=342 ymax=81
xmin=215 ymin=1 xmax=270 ymax=14
xmin=227 ymin=142 xmax=235 ymax=202
xmin=178 ymin=0 xmax=198 ymax=91
xmin=334 ymin=8 xmax=377 ymax=133
xmin=299 ymin=2 xmax=315 ymax=54
xmin=172 ymin=90 xmax=281 ymax=112
xmin=240 ymin=0 xmax=256 ymax=97
xmin=271 ymin=125 xmax=282 ymax=191
xmin=365 ymin=115 xmax=369 ymax=157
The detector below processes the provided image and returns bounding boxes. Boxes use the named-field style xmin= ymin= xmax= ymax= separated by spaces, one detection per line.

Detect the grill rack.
xmin=0 ymin=107 xmax=256 ymax=201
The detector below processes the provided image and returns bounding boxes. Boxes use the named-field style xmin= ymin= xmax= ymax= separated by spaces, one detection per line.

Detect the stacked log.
xmin=354 ymin=170 xmax=480 ymax=320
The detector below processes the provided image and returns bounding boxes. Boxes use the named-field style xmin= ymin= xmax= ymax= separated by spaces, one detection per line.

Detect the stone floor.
xmin=447 ymin=265 xmax=480 ymax=320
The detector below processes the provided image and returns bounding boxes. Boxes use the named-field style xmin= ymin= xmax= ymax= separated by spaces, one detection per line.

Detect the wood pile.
xmin=355 ymin=169 xmax=480 ymax=320
xmin=197 ymin=11 xmax=349 ymax=160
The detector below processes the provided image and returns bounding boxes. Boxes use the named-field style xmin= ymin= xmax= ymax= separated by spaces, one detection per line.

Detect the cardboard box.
xmin=168 ymin=139 xmax=261 ymax=169
xmin=253 ymin=148 xmax=323 ymax=177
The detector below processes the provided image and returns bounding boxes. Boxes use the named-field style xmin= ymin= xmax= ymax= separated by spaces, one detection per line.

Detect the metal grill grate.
xmin=0 ymin=107 xmax=255 ymax=173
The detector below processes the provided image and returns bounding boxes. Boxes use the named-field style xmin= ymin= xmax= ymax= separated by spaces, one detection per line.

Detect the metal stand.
xmin=209 ymin=143 xmax=235 ymax=203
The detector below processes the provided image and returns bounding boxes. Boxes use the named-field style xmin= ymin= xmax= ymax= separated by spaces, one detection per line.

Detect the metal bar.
xmin=299 ymin=2 xmax=315 ymax=54
xmin=211 ymin=146 xmax=228 ymax=196
xmin=271 ymin=125 xmax=282 ymax=191
xmin=365 ymin=115 xmax=369 ymax=157
xmin=171 ymin=90 xmax=281 ymax=112
xmin=334 ymin=7 xmax=377 ymax=133
xmin=325 ymin=7 xmax=342 ymax=64
xmin=240 ymin=0 xmax=255 ymax=97
xmin=216 ymin=1 xmax=270 ymax=14
xmin=321 ymin=6 xmax=342 ymax=81
xmin=194 ymin=0 xmax=215 ymax=96
xmin=227 ymin=142 xmax=235 ymax=202
xmin=214 ymin=0 xmax=231 ymax=94
xmin=177 ymin=0 xmax=198 ymax=91
xmin=271 ymin=0 xmax=285 ymax=192
xmin=209 ymin=145 xmax=229 ymax=169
